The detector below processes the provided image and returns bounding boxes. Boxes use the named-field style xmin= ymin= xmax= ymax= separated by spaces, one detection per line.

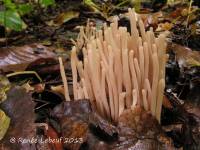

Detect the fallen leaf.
xmin=50 ymin=99 xmax=92 ymax=150
xmin=50 ymin=99 xmax=118 ymax=150
xmin=26 ymin=57 xmax=70 ymax=77
xmin=89 ymin=111 xmax=118 ymax=138
xmin=44 ymin=125 xmax=63 ymax=150
xmin=0 ymin=74 xmax=10 ymax=102
xmin=169 ymin=43 xmax=200 ymax=68
xmin=21 ymin=82 xmax=34 ymax=92
xmin=47 ymin=11 xmax=80 ymax=27
xmin=33 ymin=83 xmax=45 ymax=93
xmin=51 ymin=85 xmax=65 ymax=96
xmin=111 ymin=107 xmax=174 ymax=150
xmin=83 ymin=0 xmax=100 ymax=13
xmin=32 ymin=90 xmax=64 ymax=113
xmin=158 ymin=22 xmax=173 ymax=31
xmin=0 ymin=44 xmax=56 ymax=72
xmin=0 ymin=86 xmax=36 ymax=149
xmin=0 ymin=109 xmax=10 ymax=141
xmin=162 ymin=91 xmax=200 ymax=149
xmin=163 ymin=95 xmax=173 ymax=109
xmin=50 ymin=100 xmax=175 ymax=149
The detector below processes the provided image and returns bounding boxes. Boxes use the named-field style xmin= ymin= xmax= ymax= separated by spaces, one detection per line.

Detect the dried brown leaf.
xmin=0 ymin=44 xmax=55 ymax=72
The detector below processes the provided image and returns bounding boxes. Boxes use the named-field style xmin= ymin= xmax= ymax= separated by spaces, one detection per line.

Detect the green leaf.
xmin=0 ymin=10 xmax=27 ymax=31
xmin=3 ymin=0 xmax=16 ymax=10
xmin=17 ymin=3 xmax=33 ymax=16
xmin=39 ymin=0 xmax=55 ymax=7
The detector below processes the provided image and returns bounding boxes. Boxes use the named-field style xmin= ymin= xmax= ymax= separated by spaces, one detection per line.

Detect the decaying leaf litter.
xmin=0 ymin=0 xmax=200 ymax=150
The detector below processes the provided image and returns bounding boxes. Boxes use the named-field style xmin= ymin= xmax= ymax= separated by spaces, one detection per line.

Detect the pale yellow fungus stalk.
xmin=58 ymin=57 xmax=70 ymax=101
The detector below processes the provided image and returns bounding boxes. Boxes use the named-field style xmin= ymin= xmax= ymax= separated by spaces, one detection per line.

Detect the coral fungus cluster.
xmin=59 ymin=8 xmax=168 ymax=123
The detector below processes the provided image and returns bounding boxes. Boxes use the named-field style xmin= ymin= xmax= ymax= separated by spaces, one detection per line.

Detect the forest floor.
xmin=0 ymin=0 xmax=200 ymax=150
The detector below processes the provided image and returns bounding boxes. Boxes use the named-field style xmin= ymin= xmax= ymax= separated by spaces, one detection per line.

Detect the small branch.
xmin=6 ymin=71 xmax=42 ymax=83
